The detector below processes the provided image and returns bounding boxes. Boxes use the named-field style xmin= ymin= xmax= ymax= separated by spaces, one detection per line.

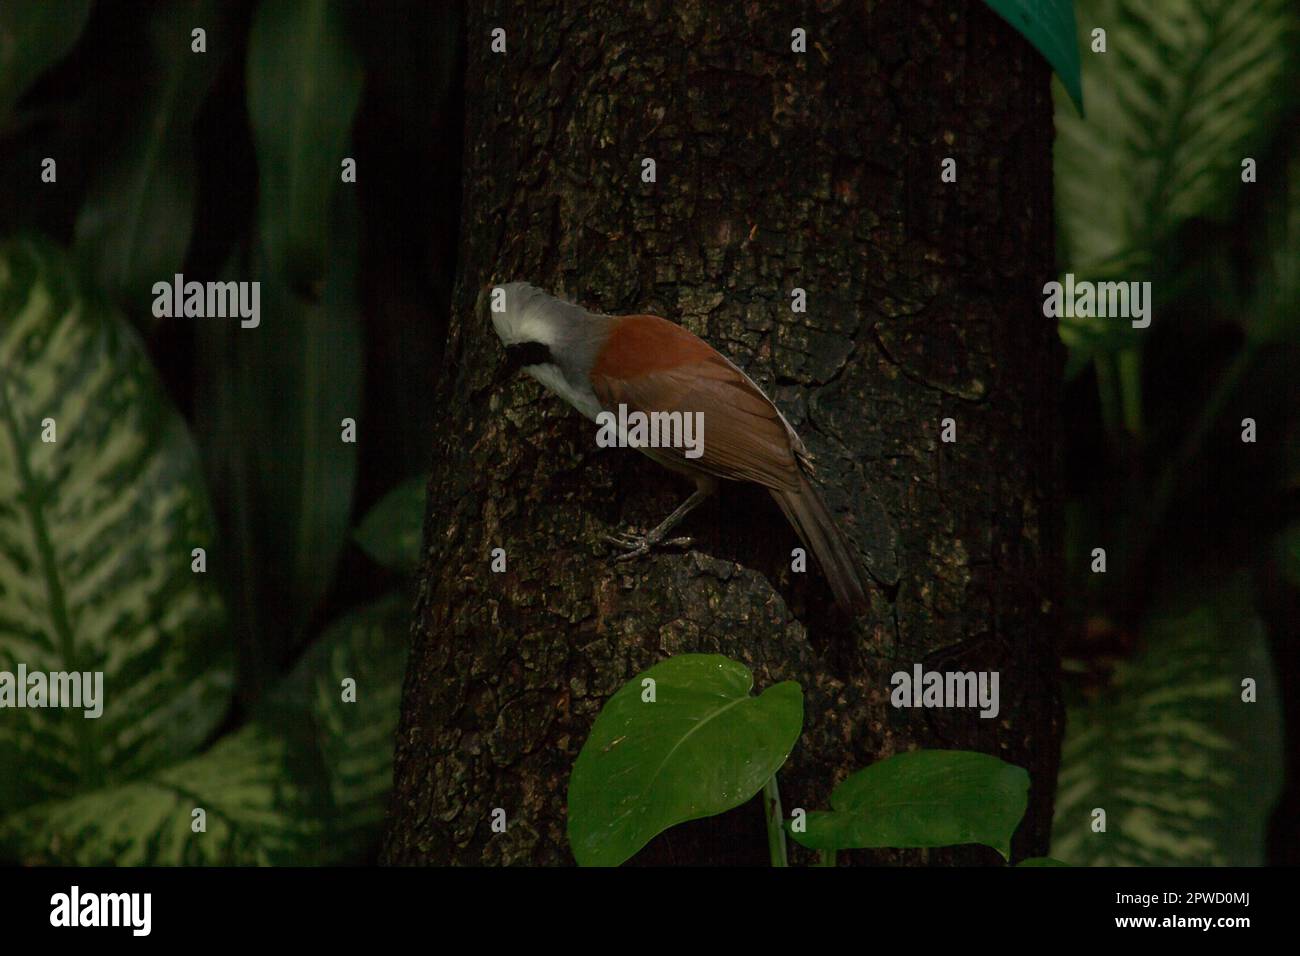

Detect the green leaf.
xmin=1057 ymin=312 xmax=1147 ymax=373
xmin=264 ymin=594 xmax=410 ymax=858
xmin=73 ymin=0 xmax=223 ymax=316
xmin=0 ymin=0 xmax=93 ymax=124
xmin=0 ymin=237 xmax=231 ymax=816
xmin=1055 ymin=0 xmax=1296 ymax=279
xmin=1017 ymin=856 xmax=1070 ymax=866
xmin=354 ymin=475 xmax=428 ymax=571
xmin=1 ymin=594 xmax=410 ymax=865
xmin=788 ymin=750 xmax=1030 ymax=859
xmin=1246 ymin=151 xmax=1300 ymax=346
xmin=1052 ymin=577 xmax=1284 ymax=865
xmin=1276 ymin=523 xmax=1300 ymax=588
xmin=0 ymin=721 xmax=328 ymax=865
xmin=567 ymin=654 xmax=803 ymax=867
xmin=246 ymin=0 xmax=362 ymax=286
xmin=982 ymin=0 xmax=1083 ymax=112
xmin=195 ymin=195 xmax=362 ymax=686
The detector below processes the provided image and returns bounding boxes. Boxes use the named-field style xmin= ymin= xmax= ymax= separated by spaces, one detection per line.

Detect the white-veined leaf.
xmin=0 ymin=237 xmax=231 ymax=815
xmin=0 ymin=721 xmax=328 ymax=865
xmin=1056 ymin=0 xmax=1297 ymax=278
xmin=1052 ymin=578 xmax=1283 ymax=865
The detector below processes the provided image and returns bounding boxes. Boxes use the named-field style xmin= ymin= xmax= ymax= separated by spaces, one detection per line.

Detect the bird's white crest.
xmin=488 ymin=282 xmax=607 ymax=421
xmin=490 ymin=282 xmax=571 ymax=348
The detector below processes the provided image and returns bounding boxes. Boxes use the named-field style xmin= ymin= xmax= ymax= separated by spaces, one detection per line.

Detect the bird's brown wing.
xmin=591 ymin=346 xmax=802 ymax=493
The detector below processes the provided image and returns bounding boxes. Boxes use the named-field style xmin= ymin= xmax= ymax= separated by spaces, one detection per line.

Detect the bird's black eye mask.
xmin=503 ymin=341 xmax=554 ymax=372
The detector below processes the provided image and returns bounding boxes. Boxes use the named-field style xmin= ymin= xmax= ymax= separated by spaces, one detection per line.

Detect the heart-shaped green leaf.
xmin=567 ymin=654 xmax=803 ymax=867
xmin=0 ymin=237 xmax=231 ymax=815
xmin=982 ymin=0 xmax=1083 ymax=111
xmin=789 ymin=750 xmax=1030 ymax=859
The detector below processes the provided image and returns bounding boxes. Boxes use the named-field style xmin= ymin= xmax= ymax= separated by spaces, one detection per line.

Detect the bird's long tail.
xmin=770 ymin=473 xmax=870 ymax=616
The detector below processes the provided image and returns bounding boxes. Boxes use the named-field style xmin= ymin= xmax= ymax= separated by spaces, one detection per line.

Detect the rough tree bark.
xmin=383 ymin=0 xmax=1063 ymax=866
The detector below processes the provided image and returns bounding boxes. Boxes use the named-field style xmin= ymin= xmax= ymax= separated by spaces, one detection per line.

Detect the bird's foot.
xmin=604 ymin=529 xmax=693 ymax=562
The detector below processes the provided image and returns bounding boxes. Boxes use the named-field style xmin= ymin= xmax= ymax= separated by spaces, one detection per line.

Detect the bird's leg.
xmin=605 ymin=481 xmax=716 ymax=562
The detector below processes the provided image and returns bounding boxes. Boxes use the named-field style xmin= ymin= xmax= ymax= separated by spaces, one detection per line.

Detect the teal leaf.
xmin=788 ymin=750 xmax=1030 ymax=860
xmin=1052 ymin=577 xmax=1284 ymax=865
xmin=73 ymin=0 xmax=223 ymax=317
xmin=0 ymin=237 xmax=231 ymax=816
xmin=567 ymin=654 xmax=803 ymax=867
xmin=353 ymin=475 xmax=428 ymax=572
xmin=246 ymin=0 xmax=363 ymax=286
xmin=982 ymin=0 xmax=1083 ymax=111
xmin=0 ymin=0 xmax=93 ymax=123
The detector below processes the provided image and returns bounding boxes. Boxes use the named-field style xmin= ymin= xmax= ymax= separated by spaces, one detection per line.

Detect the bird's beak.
xmin=501 ymin=342 xmax=552 ymax=374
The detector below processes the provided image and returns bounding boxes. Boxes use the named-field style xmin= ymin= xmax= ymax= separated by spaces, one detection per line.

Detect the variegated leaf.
xmin=0 ymin=237 xmax=231 ymax=816
xmin=2 ymin=594 xmax=410 ymax=864
xmin=1055 ymin=0 xmax=1297 ymax=278
xmin=0 ymin=721 xmax=327 ymax=865
xmin=1052 ymin=578 xmax=1283 ymax=865
xmin=266 ymin=594 xmax=410 ymax=858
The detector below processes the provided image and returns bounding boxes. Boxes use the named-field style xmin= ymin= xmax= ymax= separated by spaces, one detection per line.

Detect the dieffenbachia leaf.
xmin=1055 ymin=0 xmax=1295 ymax=280
xmin=264 ymin=594 xmax=410 ymax=859
xmin=1052 ymin=577 xmax=1283 ymax=865
xmin=0 ymin=237 xmax=231 ymax=815
xmin=0 ymin=721 xmax=328 ymax=865
xmin=1 ymin=594 xmax=410 ymax=865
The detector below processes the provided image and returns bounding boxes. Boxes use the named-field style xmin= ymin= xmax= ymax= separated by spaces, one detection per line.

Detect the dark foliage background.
xmin=0 ymin=0 xmax=1295 ymax=865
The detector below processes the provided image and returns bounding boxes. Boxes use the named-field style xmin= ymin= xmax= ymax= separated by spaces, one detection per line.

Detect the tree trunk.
xmin=383 ymin=0 xmax=1063 ymax=866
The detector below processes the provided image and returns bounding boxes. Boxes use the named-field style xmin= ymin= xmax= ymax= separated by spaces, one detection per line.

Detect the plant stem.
xmin=763 ymin=774 xmax=788 ymax=867
xmin=1094 ymin=352 xmax=1122 ymax=446
xmin=1145 ymin=344 xmax=1256 ymax=544
xmin=1117 ymin=346 xmax=1144 ymax=438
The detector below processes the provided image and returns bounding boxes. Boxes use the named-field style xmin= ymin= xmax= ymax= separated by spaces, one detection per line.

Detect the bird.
xmin=488 ymin=281 xmax=871 ymax=616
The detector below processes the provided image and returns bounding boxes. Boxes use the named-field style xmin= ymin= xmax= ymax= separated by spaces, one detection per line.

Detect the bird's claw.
xmin=604 ymin=530 xmax=693 ymax=562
